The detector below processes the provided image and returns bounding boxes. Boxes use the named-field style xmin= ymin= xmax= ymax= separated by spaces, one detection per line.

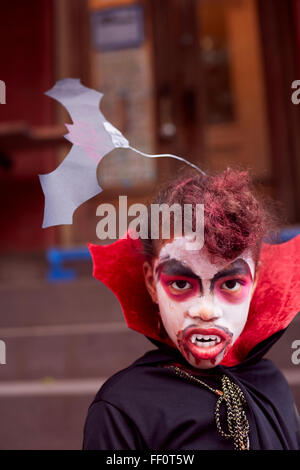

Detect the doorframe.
xmin=257 ymin=0 xmax=300 ymax=223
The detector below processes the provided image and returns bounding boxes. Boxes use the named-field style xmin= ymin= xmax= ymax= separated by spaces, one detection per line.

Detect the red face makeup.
xmin=176 ymin=325 xmax=233 ymax=366
xmin=151 ymin=237 xmax=256 ymax=369
xmin=159 ymin=274 xmax=199 ymax=301
xmin=214 ymin=275 xmax=252 ymax=304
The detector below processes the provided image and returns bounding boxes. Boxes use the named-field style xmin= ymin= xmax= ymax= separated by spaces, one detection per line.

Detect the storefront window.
xmin=198 ymin=0 xmax=235 ymax=124
xmin=90 ymin=4 xmax=156 ymax=189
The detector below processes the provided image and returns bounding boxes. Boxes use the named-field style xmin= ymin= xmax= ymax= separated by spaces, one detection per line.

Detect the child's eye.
xmin=170 ymin=280 xmax=192 ymax=291
xmin=220 ymin=280 xmax=242 ymax=292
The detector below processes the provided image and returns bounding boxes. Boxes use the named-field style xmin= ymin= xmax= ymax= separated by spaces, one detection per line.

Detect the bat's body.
xmin=40 ymin=78 xmax=128 ymax=228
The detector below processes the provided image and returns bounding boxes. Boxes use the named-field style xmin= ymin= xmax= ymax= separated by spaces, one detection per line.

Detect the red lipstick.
xmin=177 ymin=326 xmax=233 ymax=364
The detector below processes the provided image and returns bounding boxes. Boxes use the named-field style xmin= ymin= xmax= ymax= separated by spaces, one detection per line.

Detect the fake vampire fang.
xmin=182 ymin=327 xmax=232 ymax=360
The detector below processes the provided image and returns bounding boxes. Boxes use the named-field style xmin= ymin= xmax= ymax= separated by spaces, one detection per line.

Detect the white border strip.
xmin=0 ymin=369 xmax=299 ymax=397
xmin=0 ymin=378 xmax=106 ymax=396
xmin=0 ymin=321 xmax=126 ymax=338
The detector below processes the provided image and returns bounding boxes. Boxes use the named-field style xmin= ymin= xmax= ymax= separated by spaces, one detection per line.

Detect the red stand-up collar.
xmin=89 ymin=234 xmax=300 ymax=366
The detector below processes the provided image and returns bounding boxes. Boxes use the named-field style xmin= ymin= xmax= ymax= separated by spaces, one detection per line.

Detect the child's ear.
xmin=143 ymin=261 xmax=158 ymax=304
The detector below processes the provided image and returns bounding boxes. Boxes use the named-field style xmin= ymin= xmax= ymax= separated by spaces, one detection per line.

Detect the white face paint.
xmin=152 ymin=236 xmax=256 ymax=369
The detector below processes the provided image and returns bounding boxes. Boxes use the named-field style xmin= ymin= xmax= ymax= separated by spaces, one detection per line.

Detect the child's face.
xmin=144 ymin=236 xmax=256 ymax=369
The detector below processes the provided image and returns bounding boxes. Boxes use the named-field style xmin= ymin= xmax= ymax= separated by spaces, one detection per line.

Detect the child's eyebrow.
xmin=211 ymin=259 xmax=252 ymax=288
xmin=155 ymin=258 xmax=200 ymax=281
xmin=156 ymin=257 xmax=251 ymax=283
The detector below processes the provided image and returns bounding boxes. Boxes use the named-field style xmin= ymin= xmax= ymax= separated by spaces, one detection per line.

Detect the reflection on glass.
xmin=198 ymin=0 xmax=234 ymax=124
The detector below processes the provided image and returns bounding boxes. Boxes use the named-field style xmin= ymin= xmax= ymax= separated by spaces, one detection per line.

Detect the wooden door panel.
xmin=0 ymin=0 xmax=56 ymax=251
xmin=199 ymin=0 xmax=271 ymax=178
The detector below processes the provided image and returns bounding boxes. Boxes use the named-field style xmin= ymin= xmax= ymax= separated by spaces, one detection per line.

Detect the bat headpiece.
xmin=39 ymin=78 xmax=205 ymax=228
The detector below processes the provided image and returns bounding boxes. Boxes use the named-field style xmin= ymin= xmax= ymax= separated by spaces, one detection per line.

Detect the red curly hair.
xmin=141 ymin=168 xmax=278 ymax=264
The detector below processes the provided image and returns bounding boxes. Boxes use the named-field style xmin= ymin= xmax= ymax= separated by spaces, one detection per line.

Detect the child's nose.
xmin=186 ymin=299 xmax=222 ymax=322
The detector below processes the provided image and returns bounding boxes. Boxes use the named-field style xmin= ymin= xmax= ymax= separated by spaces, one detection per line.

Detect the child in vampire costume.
xmin=83 ymin=169 xmax=300 ymax=451
xmin=36 ymin=80 xmax=299 ymax=450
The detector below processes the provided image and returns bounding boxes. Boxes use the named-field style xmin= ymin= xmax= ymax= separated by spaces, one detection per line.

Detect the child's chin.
xmin=187 ymin=357 xmax=222 ymax=370
xmin=179 ymin=347 xmax=226 ymax=370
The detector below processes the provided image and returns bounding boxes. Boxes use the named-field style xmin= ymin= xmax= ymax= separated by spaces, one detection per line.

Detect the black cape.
xmin=83 ymin=329 xmax=300 ymax=450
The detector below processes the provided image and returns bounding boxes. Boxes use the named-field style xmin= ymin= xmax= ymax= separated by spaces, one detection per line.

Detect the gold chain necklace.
xmin=166 ymin=365 xmax=250 ymax=450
